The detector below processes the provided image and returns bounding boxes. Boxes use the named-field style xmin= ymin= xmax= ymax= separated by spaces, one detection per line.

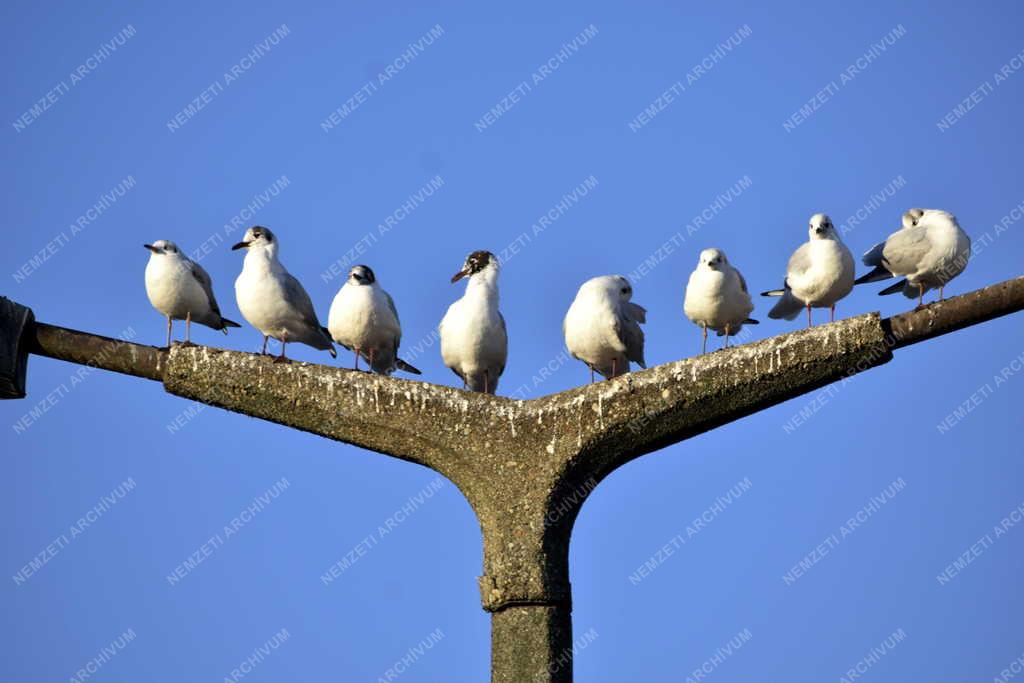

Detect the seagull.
xmin=854 ymin=208 xmax=972 ymax=306
xmin=143 ymin=240 xmax=240 ymax=347
xmin=439 ymin=250 xmax=508 ymax=394
xmin=684 ymin=248 xmax=758 ymax=354
xmin=760 ymin=213 xmax=855 ymax=327
xmin=231 ymin=226 xmax=335 ymax=362
xmin=564 ymin=275 xmax=646 ymax=381
xmin=327 ymin=265 xmax=421 ymax=375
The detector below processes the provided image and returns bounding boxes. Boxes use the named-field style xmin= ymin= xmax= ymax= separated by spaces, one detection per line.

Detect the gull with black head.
xmin=143 ymin=239 xmax=240 ymax=347
xmin=232 ymin=226 xmax=335 ymax=362
xmin=327 ymin=265 xmax=421 ymax=375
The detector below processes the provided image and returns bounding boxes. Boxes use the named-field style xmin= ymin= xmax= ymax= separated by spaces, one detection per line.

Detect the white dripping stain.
xmin=373 ymin=383 xmax=381 ymax=414
xmin=546 ymin=435 xmax=556 ymax=455
xmin=508 ymin=410 xmax=517 ymax=438
xmin=575 ymin=397 xmax=585 ymax=448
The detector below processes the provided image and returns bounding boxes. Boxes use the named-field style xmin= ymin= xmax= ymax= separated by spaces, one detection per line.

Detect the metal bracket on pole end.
xmin=0 ymin=297 xmax=34 ymax=399
xmin=478 ymin=575 xmax=573 ymax=613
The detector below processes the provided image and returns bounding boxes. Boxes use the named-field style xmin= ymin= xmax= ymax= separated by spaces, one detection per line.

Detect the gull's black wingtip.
xmin=879 ymin=279 xmax=907 ymax=296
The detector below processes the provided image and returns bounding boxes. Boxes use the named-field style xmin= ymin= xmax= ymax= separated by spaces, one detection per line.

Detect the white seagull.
xmin=564 ymin=275 xmax=646 ymax=381
xmin=143 ymin=240 xmax=240 ymax=346
xmin=854 ymin=208 xmax=971 ymax=306
xmin=683 ymin=248 xmax=758 ymax=354
xmin=439 ymin=250 xmax=508 ymax=394
xmin=231 ymin=226 xmax=335 ymax=362
xmin=327 ymin=265 xmax=421 ymax=375
xmin=761 ymin=213 xmax=855 ymax=327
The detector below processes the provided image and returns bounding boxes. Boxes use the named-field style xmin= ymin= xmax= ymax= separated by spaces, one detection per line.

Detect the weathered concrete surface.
xmin=9 ymin=277 xmax=1024 ymax=682
xmin=29 ymin=322 xmax=166 ymax=381
xmin=492 ymin=605 xmax=573 ymax=683
xmin=159 ymin=313 xmax=894 ymax=680
xmin=886 ymin=275 xmax=1024 ymax=349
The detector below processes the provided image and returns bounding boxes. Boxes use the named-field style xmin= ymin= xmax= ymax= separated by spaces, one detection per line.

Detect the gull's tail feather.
xmin=316 ymin=327 xmax=338 ymax=358
xmin=717 ymin=318 xmax=760 ymax=336
xmin=220 ymin=317 xmax=242 ymax=333
xmin=861 ymin=241 xmax=886 ymax=266
xmin=879 ymin=279 xmax=909 ymax=296
xmin=395 ymin=359 xmax=422 ymax=375
xmin=768 ymin=292 xmax=804 ymax=320
xmin=855 ymin=265 xmax=893 ymax=285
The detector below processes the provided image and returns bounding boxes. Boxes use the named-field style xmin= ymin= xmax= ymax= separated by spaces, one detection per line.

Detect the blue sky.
xmin=2 ymin=1 xmax=1023 ymax=680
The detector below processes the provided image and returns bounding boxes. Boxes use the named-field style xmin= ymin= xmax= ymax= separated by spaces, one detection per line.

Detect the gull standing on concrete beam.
xmin=684 ymin=248 xmax=758 ymax=354
xmin=327 ymin=265 xmax=421 ymax=375
xmin=564 ymin=275 xmax=646 ymax=381
xmin=143 ymin=240 xmax=240 ymax=347
xmin=439 ymin=250 xmax=508 ymax=394
xmin=760 ymin=213 xmax=854 ymax=327
xmin=232 ymin=226 xmax=336 ymax=362
xmin=854 ymin=208 xmax=971 ymax=307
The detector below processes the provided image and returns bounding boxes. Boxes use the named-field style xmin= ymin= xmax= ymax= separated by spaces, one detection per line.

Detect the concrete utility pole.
xmin=3 ymin=276 xmax=1023 ymax=682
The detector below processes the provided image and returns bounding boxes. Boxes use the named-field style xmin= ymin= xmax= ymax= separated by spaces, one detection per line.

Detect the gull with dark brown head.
xmin=439 ymin=250 xmax=508 ymax=394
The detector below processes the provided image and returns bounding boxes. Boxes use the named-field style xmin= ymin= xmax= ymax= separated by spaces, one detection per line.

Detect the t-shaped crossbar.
xmin=3 ymin=275 xmax=1023 ymax=681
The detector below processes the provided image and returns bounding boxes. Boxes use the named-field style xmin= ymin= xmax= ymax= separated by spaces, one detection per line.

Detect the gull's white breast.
xmin=145 ymin=257 xmax=210 ymax=320
xmin=789 ymin=241 xmax=854 ymax=307
xmin=684 ymin=268 xmax=752 ymax=332
xmin=328 ymin=284 xmax=400 ymax=351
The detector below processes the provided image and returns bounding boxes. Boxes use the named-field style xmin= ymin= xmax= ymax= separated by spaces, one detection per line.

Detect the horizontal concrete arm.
xmin=533 ymin=313 xmax=892 ymax=489
xmin=885 ymin=275 xmax=1024 ymax=349
xmin=535 ymin=276 xmax=1024 ymax=487
xmin=161 ymin=345 xmax=521 ymax=480
xmin=29 ymin=322 xmax=166 ymax=381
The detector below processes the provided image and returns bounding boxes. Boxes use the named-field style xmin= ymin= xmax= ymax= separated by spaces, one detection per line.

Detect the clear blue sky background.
xmin=2 ymin=1 xmax=1023 ymax=681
